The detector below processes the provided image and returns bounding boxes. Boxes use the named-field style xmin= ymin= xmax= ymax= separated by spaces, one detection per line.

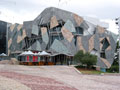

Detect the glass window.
xmin=75 ymin=27 xmax=83 ymax=34
xmin=101 ymin=38 xmax=110 ymax=50
xmin=100 ymin=52 xmax=106 ymax=58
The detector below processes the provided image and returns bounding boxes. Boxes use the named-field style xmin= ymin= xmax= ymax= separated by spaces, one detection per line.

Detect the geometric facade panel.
xmin=94 ymin=34 xmax=100 ymax=51
xmin=41 ymin=27 xmax=47 ymax=35
xmin=61 ymin=39 xmax=77 ymax=55
xmin=97 ymin=57 xmax=106 ymax=68
xmin=106 ymin=46 xmax=112 ymax=51
xmin=31 ymin=24 xmax=39 ymax=35
xmin=22 ymin=29 xmax=27 ymax=39
xmin=42 ymin=33 xmax=49 ymax=45
xmin=17 ymin=24 xmax=23 ymax=31
xmin=97 ymin=26 xmax=105 ymax=34
xmin=50 ymin=39 xmax=69 ymax=54
xmin=64 ymin=20 xmax=76 ymax=32
xmin=73 ymin=14 xmax=83 ymax=26
xmin=61 ymin=26 xmax=74 ymax=42
xmin=89 ymin=35 xmax=94 ymax=52
xmin=8 ymin=38 xmax=12 ymax=49
xmin=90 ymin=49 xmax=100 ymax=57
xmin=77 ymin=36 xmax=86 ymax=53
xmin=41 ymin=27 xmax=49 ymax=44
xmin=100 ymin=57 xmax=111 ymax=68
xmin=17 ymin=35 xmax=22 ymax=43
xmin=29 ymin=40 xmax=41 ymax=51
xmin=50 ymin=16 xmax=59 ymax=29
xmin=10 ymin=24 xmax=16 ymax=32
xmin=106 ymin=36 xmax=110 ymax=44
xmin=81 ymin=36 xmax=90 ymax=52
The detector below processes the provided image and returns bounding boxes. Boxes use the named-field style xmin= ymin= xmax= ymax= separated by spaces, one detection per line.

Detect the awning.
xmin=38 ymin=51 xmax=51 ymax=56
xmin=0 ymin=53 xmax=7 ymax=57
xmin=19 ymin=51 xmax=34 ymax=56
xmin=51 ymin=52 xmax=74 ymax=56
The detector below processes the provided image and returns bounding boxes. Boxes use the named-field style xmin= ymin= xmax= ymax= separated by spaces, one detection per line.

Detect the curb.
xmin=70 ymin=66 xmax=82 ymax=74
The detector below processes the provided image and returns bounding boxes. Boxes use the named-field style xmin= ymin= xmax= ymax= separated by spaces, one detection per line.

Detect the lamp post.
xmin=115 ymin=18 xmax=120 ymax=73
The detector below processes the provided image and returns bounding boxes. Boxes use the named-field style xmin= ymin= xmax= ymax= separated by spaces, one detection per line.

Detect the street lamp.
xmin=115 ymin=17 xmax=120 ymax=73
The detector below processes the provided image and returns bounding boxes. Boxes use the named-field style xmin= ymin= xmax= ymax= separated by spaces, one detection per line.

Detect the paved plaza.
xmin=0 ymin=65 xmax=120 ymax=90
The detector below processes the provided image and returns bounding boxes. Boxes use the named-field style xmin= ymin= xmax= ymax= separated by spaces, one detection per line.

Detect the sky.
xmin=0 ymin=0 xmax=119 ymax=34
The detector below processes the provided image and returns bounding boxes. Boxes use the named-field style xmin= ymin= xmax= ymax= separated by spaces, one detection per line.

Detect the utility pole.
xmin=115 ymin=18 xmax=120 ymax=73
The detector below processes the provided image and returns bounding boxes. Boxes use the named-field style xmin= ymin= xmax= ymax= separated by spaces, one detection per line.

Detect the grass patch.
xmin=75 ymin=65 xmax=104 ymax=75
xmin=79 ymin=69 xmax=103 ymax=74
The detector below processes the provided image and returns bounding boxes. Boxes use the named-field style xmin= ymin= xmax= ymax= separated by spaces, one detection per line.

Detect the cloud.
xmin=101 ymin=19 xmax=118 ymax=34
xmin=0 ymin=7 xmax=39 ymax=24
xmin=0 ymin=0 xmax=120 ymax=33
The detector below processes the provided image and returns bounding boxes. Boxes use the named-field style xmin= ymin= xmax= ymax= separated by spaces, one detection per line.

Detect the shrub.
xmin=107 ymin=65 xmax=119 ymax=73
xmin=81 ymin=52 xmax=97 ymax=68
xmin=74 ymin=50 xmax=84 ymax=63
xmin=74 ymin=51 xmax=97 ymax=68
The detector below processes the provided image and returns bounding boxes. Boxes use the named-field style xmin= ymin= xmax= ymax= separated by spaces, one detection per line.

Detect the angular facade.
xmin=0 ymin=7 xmax=118 ymax=68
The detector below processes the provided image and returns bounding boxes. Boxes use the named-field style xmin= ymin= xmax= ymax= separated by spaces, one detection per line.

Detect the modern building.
xmin=0 ymin=21 xmax=7 ymax=54
xmin=0 ymin=7 xmax=118 ymax=69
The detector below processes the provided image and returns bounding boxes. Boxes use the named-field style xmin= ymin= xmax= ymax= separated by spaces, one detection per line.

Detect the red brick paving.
xmin=0 ymin=71 xmax=77 ymax=90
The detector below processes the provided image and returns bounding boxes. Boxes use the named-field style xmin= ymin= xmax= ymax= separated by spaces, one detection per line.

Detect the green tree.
xmin=74 ymin=51 xmax=97 ymax=68
xmin=81 ymin=52 xmax=97 ymax=68
xmin=74 ymin=50 xmax=84 ymax=63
